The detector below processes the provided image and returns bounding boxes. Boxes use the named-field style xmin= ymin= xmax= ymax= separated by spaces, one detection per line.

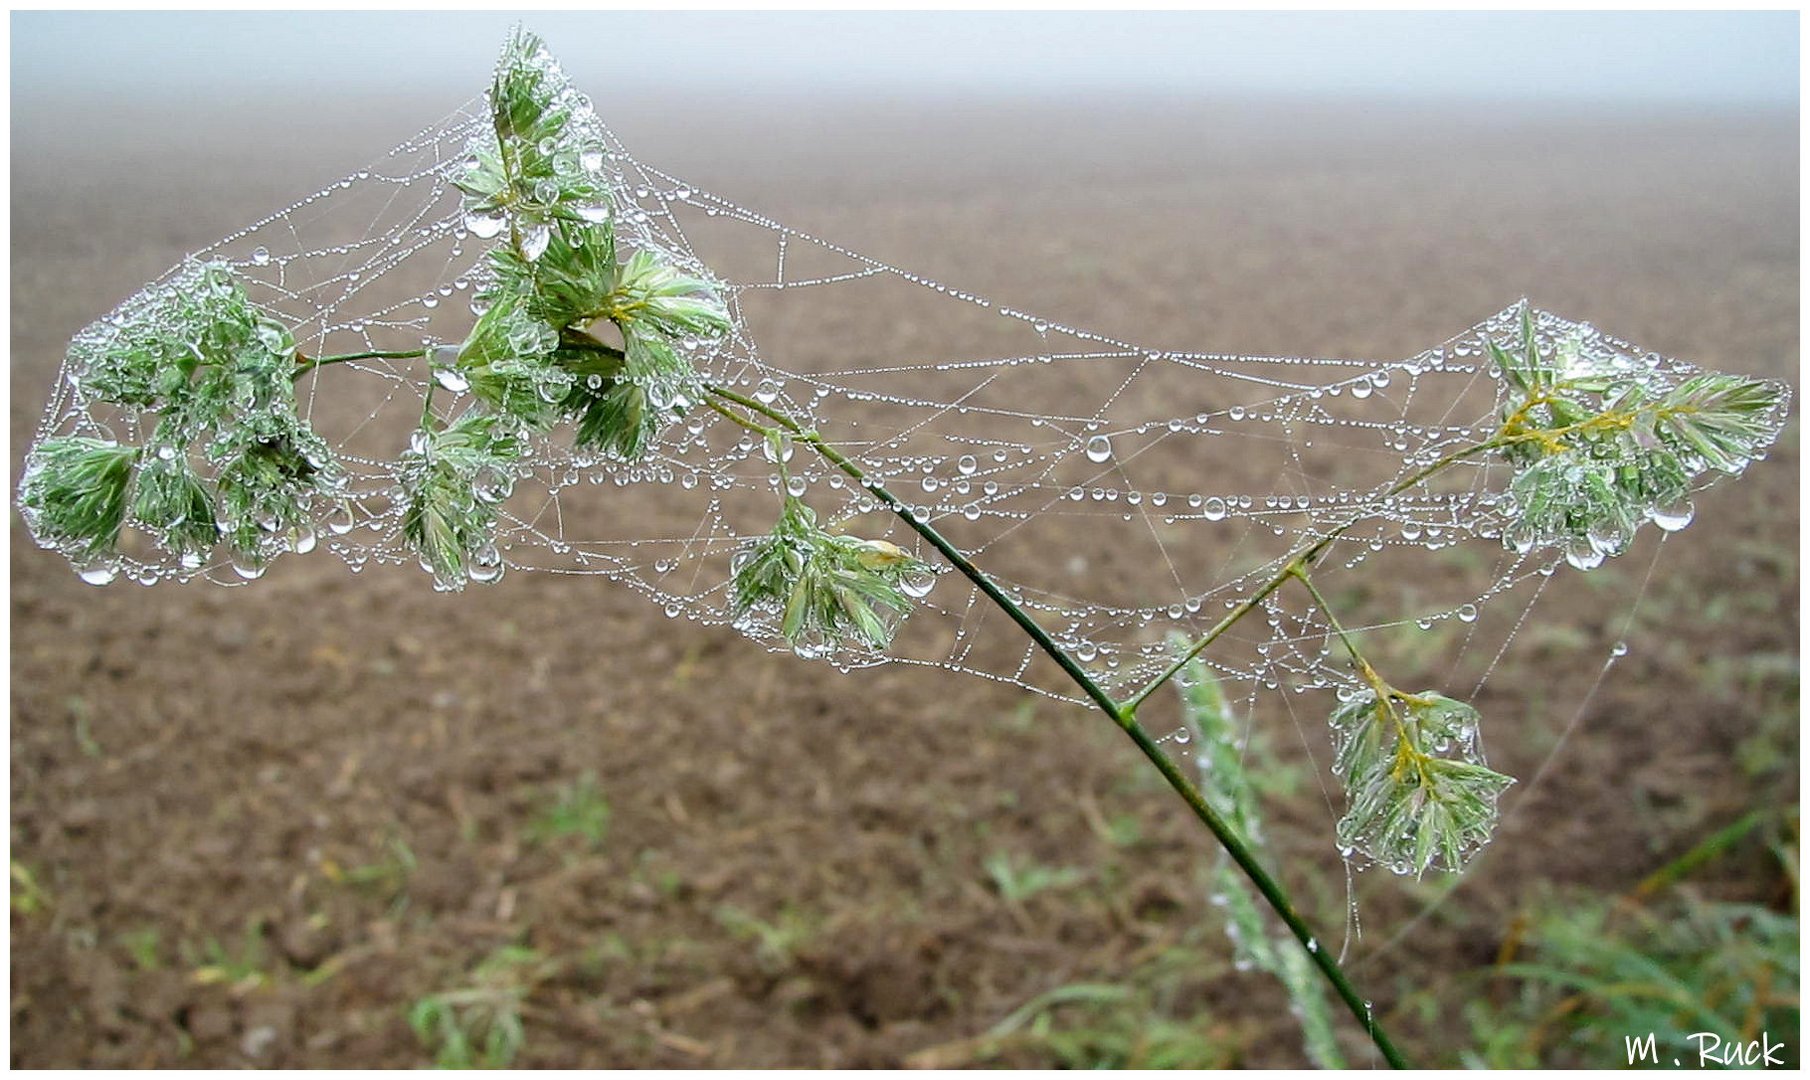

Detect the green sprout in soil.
xmin=984 ymin=850 xmax=1085 ymax=906
xmin=527 ymin=772 xmax=611 ymax=850
xmin=409 ymin=945 xmax=550 ymax=1069
xmin=15 ymin=24 xmax=1793 ymax=1071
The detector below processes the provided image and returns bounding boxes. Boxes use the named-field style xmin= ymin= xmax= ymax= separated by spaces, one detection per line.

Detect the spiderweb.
xmin=24 ymin=42 xmax=1786 ymax=731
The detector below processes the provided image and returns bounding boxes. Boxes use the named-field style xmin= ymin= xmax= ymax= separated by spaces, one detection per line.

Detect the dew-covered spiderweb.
xmin=26 ymin=45 xmax=1787 ymax=755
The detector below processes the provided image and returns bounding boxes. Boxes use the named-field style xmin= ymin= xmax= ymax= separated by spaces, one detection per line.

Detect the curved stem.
xmin=705 ymin=382 xmax=1411 ymax=1068
xmin=1291 ymin=565 xmax=1369 ymax=675
xmin=292 ymin=347 xmax=433 ymax=381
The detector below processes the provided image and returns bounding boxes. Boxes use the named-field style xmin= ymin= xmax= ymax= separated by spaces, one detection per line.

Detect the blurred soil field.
xmin=11 ymin=90 xmax=1799 ymax=1066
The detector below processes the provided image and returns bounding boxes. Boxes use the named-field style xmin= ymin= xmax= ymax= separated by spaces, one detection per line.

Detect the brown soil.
xmin=11 ymin=91 xmax=1798 ymax=1067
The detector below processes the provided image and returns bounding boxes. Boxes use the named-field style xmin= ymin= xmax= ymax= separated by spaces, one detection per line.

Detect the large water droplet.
xmin=1202 ymin=497 xmax=1227 ymax=521
xmin=434 ymin=368 xmax=469 ymax=393
xmin=1084 ymin=435 xmax=1112 ymax=463
xmin=250 ymin=245 xmax=271 ymax=266
xmin=464 ymin=207 xmax=507 ymax=239
xmin=956 ymin=454 xmax=977 ymax=476
xmin=519 ymin=221 xmax=551 ymax=262
xmin=468 ymin=543 xmax=504 ymax=583
xmin=1564 ymin=540 xmax=1605 ymax=571
xmin=76 ymin=560 xmax=119 ymax=586
xmin=1650 ymin=501 xmax=1694 ymax=532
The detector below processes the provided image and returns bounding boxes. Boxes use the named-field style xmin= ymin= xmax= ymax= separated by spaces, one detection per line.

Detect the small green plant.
xmin=409 ymin=945 xmax=549 ymax=1069
xmin=713 ymin=904 xmax=818 ymax=976
xmin=1463 ymin=893 xmax=1797 ymax=1068
xmin=120 ymin=927 xmax=164 ymax=972
xmin=916 ymin=933 xmax=1251 ymax=1068
xmin=984 ymin=850 xmax=1085 ymax=905
xmin=990 ymin=983 xmax=1238 ymax=1068
xmin=331 ymin=833 xmax=417 ymax=914
xmin=1176 ymin=648 xmax=1344 ymax=1068
xmin=527 ymin=772 xmax=610 ymax=849
xmin=16 ymin=25 xmax=1791 ymax=1068
xmin=187 ymin=919 xmax=275 ymax=987
xmin=10 ymin=859 xmax=49 ymax=916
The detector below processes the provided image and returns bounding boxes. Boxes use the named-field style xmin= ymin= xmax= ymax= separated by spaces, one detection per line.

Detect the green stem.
xmin=705 ymin=382 xmax=1410 ymax=1068
xmin=291 ymin=347 xmax=433 ymax=381
xmin=1291 ymin=566 xmax=1368 ymax=674
xmin=1293 ymin=566 xmax=1419 ymax=763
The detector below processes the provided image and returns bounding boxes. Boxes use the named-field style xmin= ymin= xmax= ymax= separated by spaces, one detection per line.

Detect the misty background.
xmin=10 ymin=9 xmax=1799 ymax=364
xmin=11 ymin=10 xmax=1800 ymax=105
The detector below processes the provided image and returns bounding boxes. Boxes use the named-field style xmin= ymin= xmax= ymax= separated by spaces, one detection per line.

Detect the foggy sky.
xmin=12 ymin=10 xmax=1799 ymax=108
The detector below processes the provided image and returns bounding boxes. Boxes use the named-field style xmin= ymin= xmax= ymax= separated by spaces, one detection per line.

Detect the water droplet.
xmin=1084 ymin=435 xmax=1112 ymax=463
xmin=956 ymin=454 xmax=977 ymax=476
xmin=434 ymin=368 xmax=469 ymax=393
xmin=1202 ymin=497 xmax=1227 ymax=521
xmin=250 ymin=245 xmax=270 ymax=266
xmin=786 ymin=476 xmax=807 ymax=497
xmin=519 ymin=221 xmax=551 ymax=261
xmin=753 ymin=379 xmax=780 ymax=404
xmin=76 ymin=560 xmax=118 ymax=586
xmin=901 ymin=574 xmax=936 ymax=599
xmin=468 ymin=543 xmax=504 ymax=583
xmin=472 ymin=464 xmax=513 ymax=503
xmin=1456 ymin=603 xmax=1478 ymax=623
xmin=1610 ymin=640 xmax=1629 ymax=658
xmin=464 ymin=207 xmax=507 ymax=239
xmin=1650 ymin=501 xmax=1694 ymax=532
xmin=1564 ymin=540 xmax=1605 ymax=571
